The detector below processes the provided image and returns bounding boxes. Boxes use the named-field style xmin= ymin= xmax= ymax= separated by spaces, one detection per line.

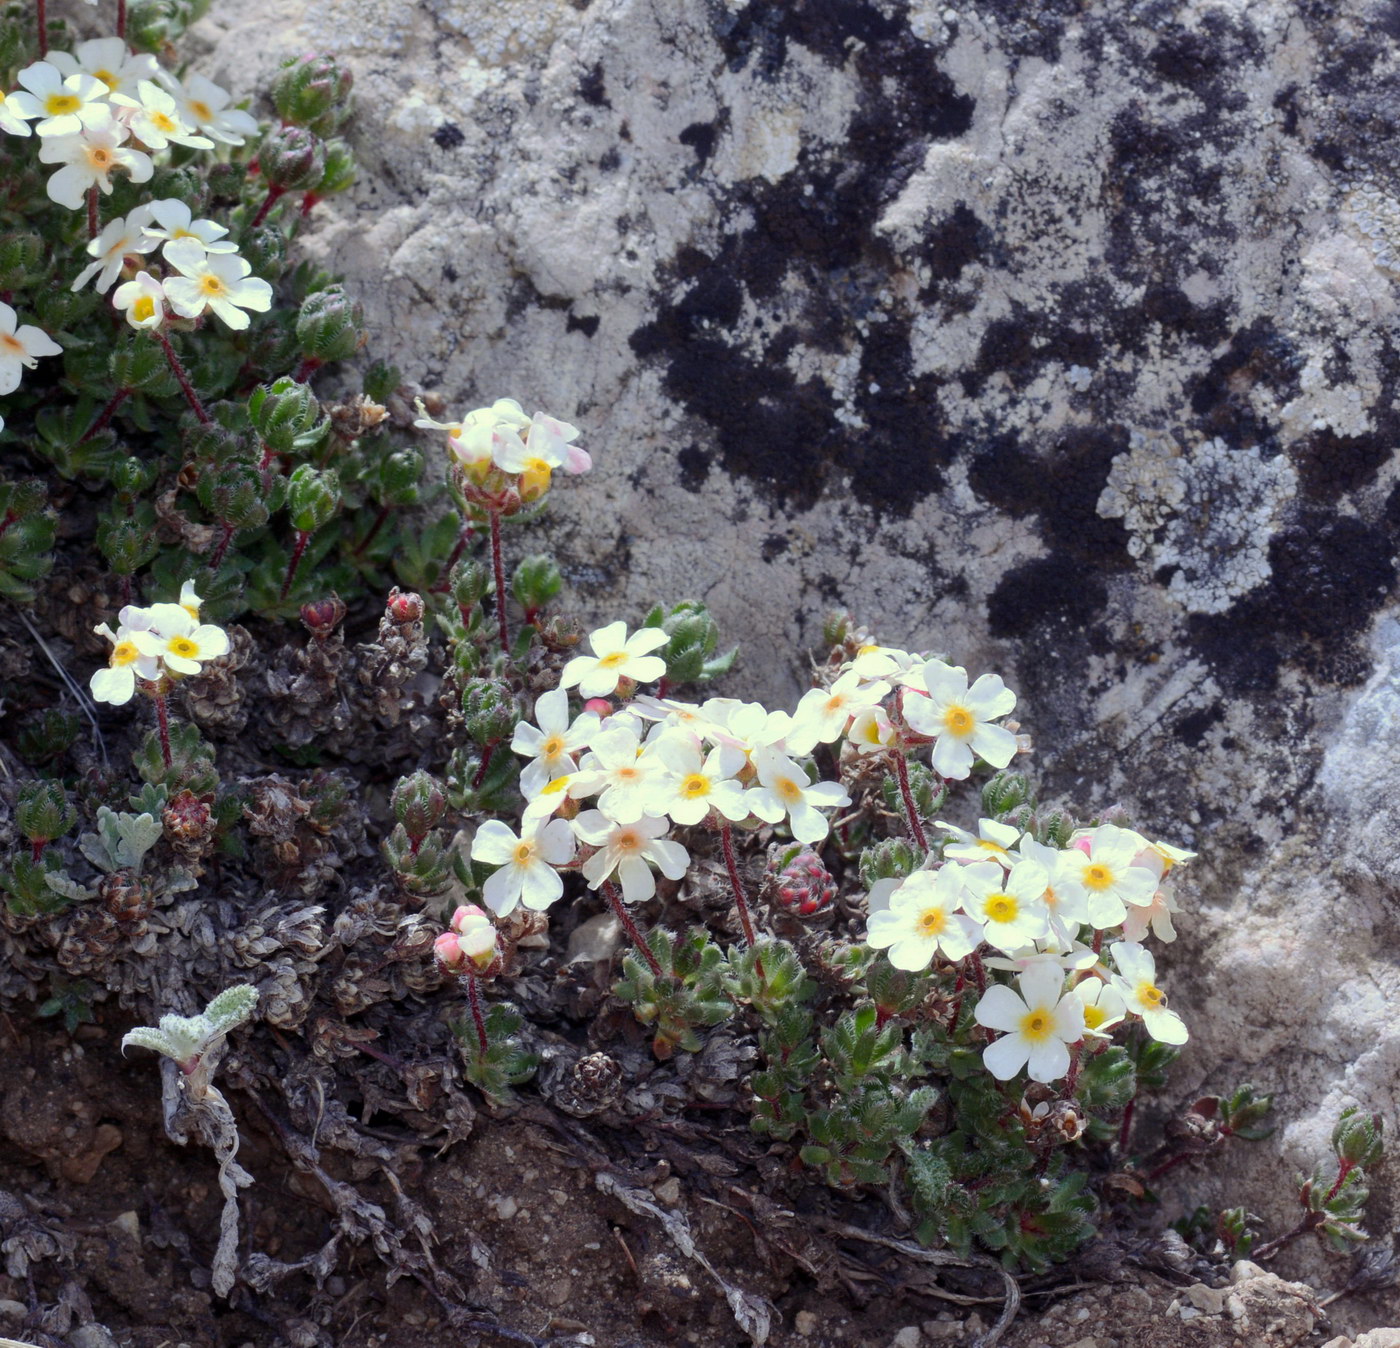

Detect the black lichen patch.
xmin=986 ymin=555 xmax=1109 ymax=639
xmin=920 ymin=203 xmax=985 ymax=287
xmin=578 ymin=62 xmax=610 ymax=108
xmin=431 ymin=122 xmax=465 ymax=150
xmin=677 ymin=444 xmax=711 ymax=491
xmin=629 ymin=8 xmax=973 ymax=514
xmin=1292 ymin=426 xmax=1394 ymax=501
xmin=1189 ymin=512 xmax=1397 ymax=690
xmin=1185 ymin=319 xmax=1300 ymax=449
xmin=566 ymin=312 xmax=600 ymax=338
xmin=1174 ymin=702 xmax=1224 ymax=747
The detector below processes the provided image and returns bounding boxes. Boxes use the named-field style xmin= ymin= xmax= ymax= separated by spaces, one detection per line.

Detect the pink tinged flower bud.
xmin=584 ymin=698 xmax=612 ymax=717
xmin=774 ymin=848 xmax=837 ymax=916
xmin=300 ymin=595 xmax=346 ymax=637
xmin=386 ymin=587 xmax=423 ymax=624
xmin=433 ymin=931 xmax=464 ymax=973
xmin=449 ymin=903 xmax=486 ymax=933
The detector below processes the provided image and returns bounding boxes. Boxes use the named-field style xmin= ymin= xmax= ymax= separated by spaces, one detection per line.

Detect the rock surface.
xmin=170 ymin=0 xmax=1399 ymax=1328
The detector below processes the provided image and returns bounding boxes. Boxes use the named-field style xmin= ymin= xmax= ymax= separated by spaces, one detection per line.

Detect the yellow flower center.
xmin=541 ymin=734 xmax=566 ymax=760
xmin=132 ymin=295 xmax=156 ymax=323
xmin=985 ymin=893 xmax=1018 ymax=923
xmin=112 ymin=640 xmax=140 ymax=666
xmin=45 ymin=93 xmax=81 ymax=116
xmin=1019 ymin=1009 xmax=1052 ymax=1041
xmin=0 ymin=333 xmax=24 ymax=355
xmin=540 ymin=775 xmax=570 ymax=798
xmin=615 ymin=828 xmax=642 ymax=854
xmin=168 ymin=636 xmax=198 ymax=658
xmin=824 ymin=693 xmax=845 ymax=713
xmin=199 ymin=274 xmax=226 ymax=297
xmin=976 ymin=839 xmax=1008 ymax=855
xmin=680 ymin=773 xmax=709 ymax=799
xmin=1137 ymin=982 xmax=1165 ymax=1009
xmin=1082 ymin=862 xmax=1114 ymax=891
xmin=512 ymin=840 xmax=535 ymax=864
xmin=93 ymin=69 xmax=118 ymax=87
xmin=86 ymin=145 xmax=114 ymax=170
xmin=918 ymin=907 xmax=945 ymax=936
xmin=598 ymin=651 xmax=629 ymax=669
xmin=152 ymin=111 xmax=176 ymax=133
xmin=1082 ymin=1003 xmax=1106 ymax=1029
xmin=942 ymin=704 xmax=975 ymax=737
xmin=189 ymin=99 xmax=213 ymax=122
xmin=774 ymin=775 xmax=803 ymax=805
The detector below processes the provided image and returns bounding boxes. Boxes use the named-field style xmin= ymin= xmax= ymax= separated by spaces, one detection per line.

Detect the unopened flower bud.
xmin=583 ymin=697 xmax=612 ymax=718
xmin=770 ymin=847 xmax=836 ymax=917
xmin=300 ymin=595 xmax=346 ymax=637
xmin=270 ymin=53 xmax=354 ymax=134
xmin=286 ymin=464 xmax=341 ymax=533
xmin=859 ymin=836 xmax=920 ymax=889
xmin=316 ymin=138 xmax=357 ymax=196
xmin=433 ymin=930 xmax=464 ymax=974
xmin=257 ymin=124 xmax=326 ymax=192
xmin=386 ymin=587 xmax=423 ymax=625
xmin=391 ymin=771 xmax=446 ymax=842
xmin=248 ymin=376 xmax=323 ymax=452
xmin=296 ymin=285 xmax=365 ymax=364
xmin=460 ymin=678 xmax=518 ymax=746
xmin=162 ymin=789 xmax=213 ymax=845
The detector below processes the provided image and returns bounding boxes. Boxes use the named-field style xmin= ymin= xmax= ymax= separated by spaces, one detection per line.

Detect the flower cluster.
xmin=416 ymin=397 xmax=591 ymax=507
xmin=90 ymin=581 xmax=230 ymax=704
xmin=2 ymin=47 xmax=270 ymax=332
xmin=469 ymin=622 xmax=854 ymax=912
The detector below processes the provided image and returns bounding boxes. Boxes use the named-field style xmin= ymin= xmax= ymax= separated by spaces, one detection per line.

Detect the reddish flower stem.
xmin=292 ymin=354 xmax=322 ymax=383
xmin=432 ymin=520 xmax=475 ymax=592
xmin=488 ymin=507 xmax=509 ymax=653
xmin=87 ymin=186 xmax=98 ymax=240
xmin=36 ymin=0 xmax=46 ymax=56
xmin=893 ymin=750 xmax=929 ymax=853
xmin=1063 ymin=1041 xmax=1084 ymax=1097
xmin=116 ymin=0 xmax=126 ymax=38
xmin=353 ymin=503 xmax=390 ymax=557
xmin=0 ymin=509 xmax=17 ymax=543
xmin=465 ymin=971 xmax=489 ymax=1057
xmin=471 ymin=742 xmax=496 ymax=790
xmin=719 ymin=822 xmax=757 ymax=948
xmin=602 ymin=880 xmax=663 ymax=978
xmin=1117 ymin=1096 xmax=1137 ymax=1152
xmin=30 ymin=840 xmax=46 ymax=864
xmin=1325 ymin=1158 xmax=1356 ymax=1204
xmin=80 ymin=387 xmax=131 ymax=442
xmin=153 ymin=692 xmax=172 ymax=769
xmin=209 ymin=521 xmax=237 ymax=571
xmin=280 ymin=529 xmax=311 ymax=600
xmin=947 ymin=968 xmax=966 ymax=1033
xmin=250 ymin=183 xmax=286 ymax=228
xmin=969 ymin=948 xmax=986 ymax=996
xmin=153 ymin=329 xmax=210 ymax=424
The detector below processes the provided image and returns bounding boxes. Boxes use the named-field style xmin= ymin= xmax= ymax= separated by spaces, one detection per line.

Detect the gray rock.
xmin=176 ymin=0 xmax=1398 ymax=1310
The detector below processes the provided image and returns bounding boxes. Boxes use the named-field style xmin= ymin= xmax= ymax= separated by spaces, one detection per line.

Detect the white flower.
xmin=937 ymin=817 xmax=1022 ymax=867
xmin=48 ymin=38 xmax=159 ymax=100
xmin=8 ymin=62 xmax=111 ymax=137
xmin=903 ymin=659 xmax=1018 ymax=780
xmin=573 ymin=811 xmax=689 ymax=904
xmin=845 ymin=703 xmax=896 ymax=753
xmin=865 ymin=867 xmax=984 ymax=970
xmin=111 ymin=79 xmax=213 ymax=151
xmin=491 ymin=409 xmax=592 ymax=495
xmin=1070 ymin=976 xmax=1127 ymax=1039
xmin=157 ymin=72 xmax=259 ymax=145
xmin=72 ymin=205 xmax=156 ymax=293
xmin=846 ymin=643 xmax=924 ymax=686
xmin=511 ymin=687 xmax=600 ymax=798
xmin=698 ymin=697 xmax=792 ymax=753
xmin=558 ymin=621 xmax=669 ymax=698
xmin=436 ymin=904 xmax=499 ymax=972
xmin=958 ymin=858 xmax=1051 ymax=955
xmin=470 ymin=817 xmax=576 ymax=916
xmin=143 ymin=198 xmax=239 ymax=255
xmin=0 ymin=303 xmax=63 ymax=395
xmin=38 ymin=112 xmax=152 ymax=209
xmin=528 ymin=410 xmax=591 ymax=474
xmin=1066 ymin=824 xmax=1159 ymax=929
xmin=1108 ymin=942 xmax=1188 ymax=1044
xmin=577 ymin=725 xmax=664 ymax=824
xmin=1120 ymin=885 xmax=1180 ymax=944
xmin=162 ymin=238 xmax=272 ymax=331
xmin=647 ymin=735 xmax=751 ymax=826
xmin=0 ymin=94 xmax=32 ymax=138
xmin=90 ymin=620 xmax=161 ymax=705
xmin=785 ymin=669 xmax=890 ymax=756
xmin=111 ymin=270 xmax=166 ymax=329
xmin=176 ymin=579 xmax=203 ymax=620
xmin=1015 ymin=837 xmax=1091 ymax=946
xmin=974 ymin=963 xmax=1085 ymax=1083
xmin=447 ymin=397 xmax=531 ymax=472
xmin=136 ymin=604 xmax=230 ymax=676
xmin=747 ymin=747 xmax=851 ymax=846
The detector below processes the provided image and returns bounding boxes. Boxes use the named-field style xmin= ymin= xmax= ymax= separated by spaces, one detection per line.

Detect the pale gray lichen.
xmin=1098 ymin=435 xmax=1297 ymax=615
xmin=1342 ymin=181 xmax=1400 ymax=276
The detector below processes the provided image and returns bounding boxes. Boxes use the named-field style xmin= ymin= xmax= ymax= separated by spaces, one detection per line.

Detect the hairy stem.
xmin=153 ymin=329 xmax=210 ymax=424
xmin=280 ymin=529 xmax=311 ymax=601
xmin=87 ymin=185 xmax=98 ymax=240
xmin=250 ymin=183 xmax=286 ymax=229
xmin=80 ymin=387 xmax=131 ymax=443
xmin=36 ymin=0 xmax=47 ymax=58
xmin=116 ymin=0 xmax=126 ymax=38
xmin=465 ymin=971 xmax=489 ymax=1057
xmin=719 ymin=823 xmax=757 ymax=947
xmin=433 ymin=519 xmax=474 ymax=592
xmin=153 ymin=692 xmax=172 ymax=769
xmin=209 ymin=521 xmax=237 ymax=572
xmin=488 ymin=507 xmax=509 ymax=653
xmin=602 ymin=880 xmax=663 ymax=979
xmin=353 ymin=503 xmax=390 ymax=558
xmin=893 ymin=750 xmax=929 ymax=853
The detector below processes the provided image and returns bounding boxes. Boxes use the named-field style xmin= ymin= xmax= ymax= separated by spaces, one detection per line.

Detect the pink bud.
xmin=386 ymin=588 xmax=423 ymax=624
xmin=1071 ymin=836 xmax=1092 ymax=855
xmin=450 ymin=903 xmax=487 ymax=933
xmin=433 ymin=931 xmax=463 ymax=971
xmin=584 ymin=697 xmax=612 ymax=717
